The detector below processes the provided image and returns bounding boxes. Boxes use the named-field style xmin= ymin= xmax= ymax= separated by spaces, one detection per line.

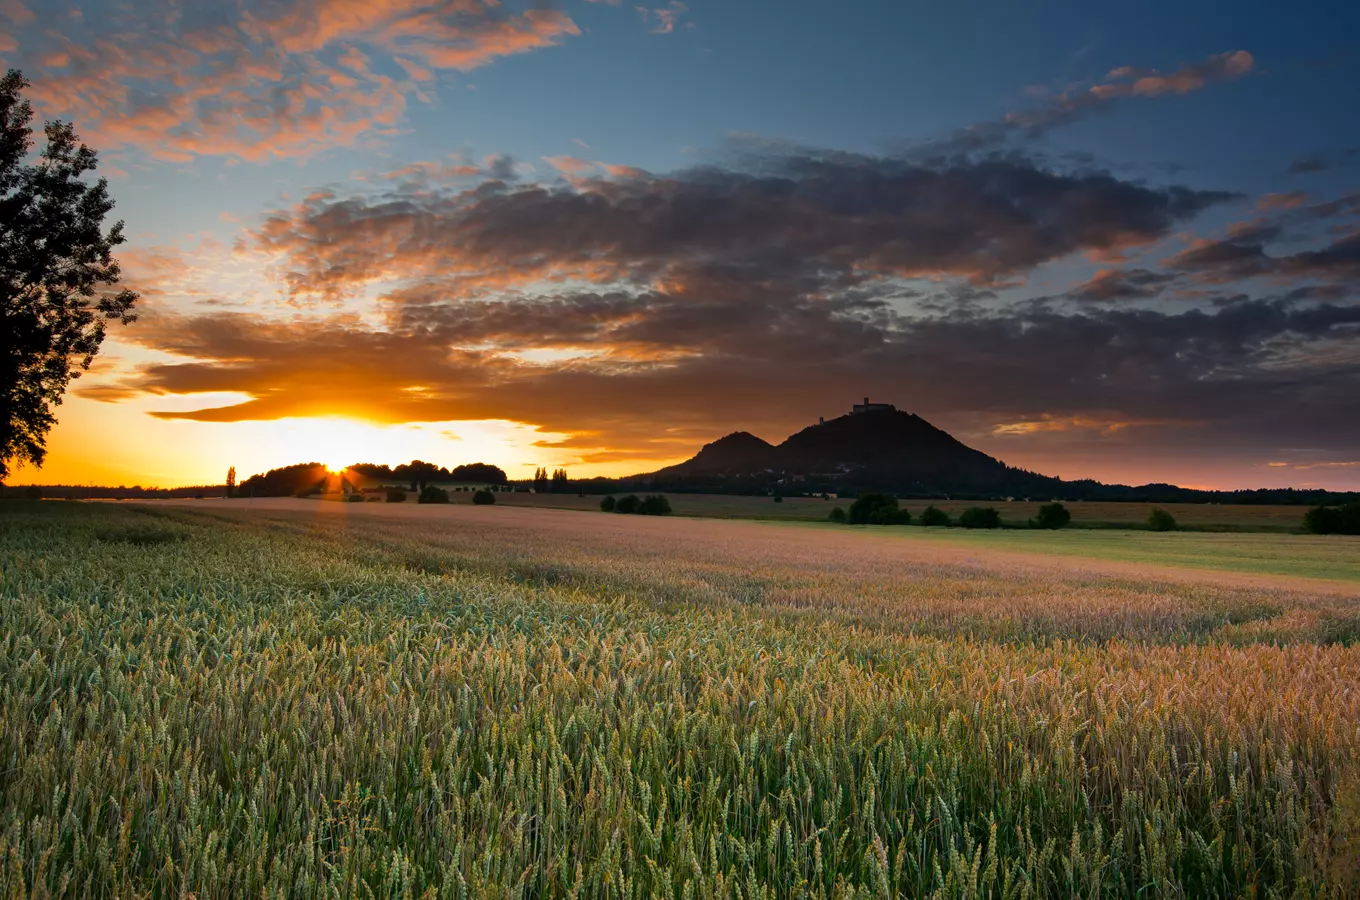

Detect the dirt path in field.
xmin=143 ymin=497 xmax=1360 ymax=598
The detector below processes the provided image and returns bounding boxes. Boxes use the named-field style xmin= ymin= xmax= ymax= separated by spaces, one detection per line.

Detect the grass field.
xmin=401 ymin=489 xmax=1320 ymax=532
xmin=3 ymin=500 xmax=1359 ymax=897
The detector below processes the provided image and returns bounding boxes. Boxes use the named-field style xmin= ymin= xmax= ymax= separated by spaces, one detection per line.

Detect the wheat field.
xmin=2 ymin=500 xmax=1359 ymax=898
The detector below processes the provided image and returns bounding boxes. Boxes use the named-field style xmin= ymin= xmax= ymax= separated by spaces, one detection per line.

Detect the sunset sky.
xmin=5 ymin=0 xmax=1360 ymax=489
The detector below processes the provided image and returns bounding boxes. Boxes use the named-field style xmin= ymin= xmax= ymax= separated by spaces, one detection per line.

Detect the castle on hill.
xmin=851 ymin=396 xmax=895 ymax=415
xmin=819 ymin=397 xmax=897 ymax=424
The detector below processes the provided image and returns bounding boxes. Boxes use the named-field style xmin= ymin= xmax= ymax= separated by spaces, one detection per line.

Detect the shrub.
xmin=1304 ymin=502 xmax=1360 ymax=535
xmin=24 ymin=486 xmax=42 ymax=500
xmin=1147 ymin=509 xmax=1177 ymax=532
xmin=639 ymin=495 xmax=672 ymax=516
xmin=472 ymin=489 xmax=496 ymax=506
xmin=848 ymin=492 xmax=908 ymax=525
xmin=919 ymin=505 xmax=950 ymax=527
xmin=347 ymin=493 xmax=365 ymax=503
xmin=959 ymin=507 xmax=1001 ymax=529
xmin=600 ymin=495 xmax=616 ymax=512
xmin=615 ymin=495 xmax=641 ymax=514
xmin=386 ymin=489 xmax=407 ymax=503
xmin=419 ymin=485 xmax=450 ymax=504
xmin=828 ymin=506 xmax=846 ymax=523
xmin=773 ymin=495 xmax=783 ymax=504
xmin=1345 ymin=502 xmax=1360 ymax=534
xmin=1034 ymin=502 xmax=1071 ymax=530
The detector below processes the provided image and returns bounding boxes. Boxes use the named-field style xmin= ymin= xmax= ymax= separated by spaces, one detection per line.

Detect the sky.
xmin=4 ymin=0 xmax=1360 ymax=489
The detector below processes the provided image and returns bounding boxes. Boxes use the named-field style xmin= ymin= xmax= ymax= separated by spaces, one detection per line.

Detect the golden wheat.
xmin=0 ymin=501 xmax=1357 ymax=898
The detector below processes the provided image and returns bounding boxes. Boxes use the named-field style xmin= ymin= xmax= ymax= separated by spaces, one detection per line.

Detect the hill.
xmin=640 ymin=401 xmax=1359 ymax=503
xmin=660 ymin=431 xmax=778 ymax=477
xmin=650 ymin=404 xmax=1050 ymax=495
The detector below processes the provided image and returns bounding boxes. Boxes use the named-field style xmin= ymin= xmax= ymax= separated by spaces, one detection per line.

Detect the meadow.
xmin=2 ymin=499 xmax=1359 ymax=897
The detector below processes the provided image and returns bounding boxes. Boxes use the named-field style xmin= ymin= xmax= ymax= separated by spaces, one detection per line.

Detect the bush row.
xmin=599 ymin=494 xmax=672 ymax=516
xmin=829 ymin=495 xmax=1182 ymax=531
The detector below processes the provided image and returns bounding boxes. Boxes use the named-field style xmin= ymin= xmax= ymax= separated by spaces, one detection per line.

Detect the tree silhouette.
xmin=1034 ymin=502 xmax=1070 ymax=529
xmin=1 ymin=70 xmax=137 ymax=479
xmin=225 ymin=466 xmax=235 ymax=499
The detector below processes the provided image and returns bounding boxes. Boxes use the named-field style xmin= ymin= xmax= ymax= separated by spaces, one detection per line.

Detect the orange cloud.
xmin=992 ymin=415 xmax=1185 ymax=437
xmin=1255 ymin=191 xmax=1309 ymax=211
xmin=944 ymin=50 xmax=1257 ymax=152
xmin=0 ymin=0 xmax=33 ymax=24
xmin=1097 ymin=51 xmax=1255 ymax=99
xmin=15 ymin=1 xmax=580 ymax=162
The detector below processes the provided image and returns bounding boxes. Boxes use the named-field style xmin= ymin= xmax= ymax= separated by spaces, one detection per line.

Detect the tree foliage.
xmin=1 ymin=70 xmax=137 ymax=479
xmin=848 ymin=492 xmax=908 ymax=525
xmin=472 ymin=489 xmax=496 ymax=506
xmin=638 ymin=495 xmax=672 ymax=516
xmin=418 ymin=485 xmax=450 ymax=504
xmin=236 ymin=463 xmax=327 ymax=497
xmin=450 ymin=462 xmax=508 ymax=485
xmin=1302 ymin=502 xmax=1360 ymax=535
xmin=1034 ymin=502 xmax=1070 ymax=529
xmin=1147 ymin=509 xmax=1177 ymax=532
xmin=599 ymin=495 xmax=616 ymax=512
xmin=958 ymin=507 xmax=1001 ymax=529
xmin=919 ymin=505 xmax=950 ymax=527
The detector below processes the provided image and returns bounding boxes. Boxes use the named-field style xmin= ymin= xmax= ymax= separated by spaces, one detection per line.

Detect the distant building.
xmin=851 ymin=396 xmax=896 ymax=415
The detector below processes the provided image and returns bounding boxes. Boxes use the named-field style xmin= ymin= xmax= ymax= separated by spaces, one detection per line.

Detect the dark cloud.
xmin=86 ymin=147 xmax=1360 ymax=476
xmin=1281 ymin=232 xmax=1360 ymax=280
xmin=1164 ymin=224 xmax=1281 ymax=282
xmin=1070 ymin=268 xmax=1178 ymax=301
xmin=1166 ymin=221 xmax=1360 ymax=284
xmin=1287 ymin=148 xmax=1360 ymax=175
xmin=254 ymin=151 xmax=1233 ymax=305
xmin=92 ymin=289 xmax=1360 ymax=474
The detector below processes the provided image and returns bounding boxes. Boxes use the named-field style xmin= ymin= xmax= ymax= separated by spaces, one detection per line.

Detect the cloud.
xmin=94 ymin=292 xmax=1360 ymax=476
xmin=1256 ymin=192 xmax=1308 ymax=212
xmin=920 ymin=50 xmax=1254 ymax=156
xmin=248 ymin=151 xmax=1231 ymax=306
xmin=1287 ymin=148 xmax=1360 ymax=175
xmin=1164 ymin=224 xmax=1281 ymax=282
xmin=542 ymin=154 xmax=598 ymax=180
xmin=1070 ymin=268 xmax=1178 ymax=301
xmin=1166 ymin=218 xmax=1360 ymax=284
xmin=79 ymin=144 xmax=1360 ymax=473
xmin=1095 ymin=51 xmax=1254 ymax=99
xmin=0 ymin=0 xmax=32 ymax=24
xmin=636 ymin=1 xmax=688 ymax=34
xmin=992 ymin=415 xmax=1186 ymax=436
xmin=13 ymin=0 xmax=579 ymax=162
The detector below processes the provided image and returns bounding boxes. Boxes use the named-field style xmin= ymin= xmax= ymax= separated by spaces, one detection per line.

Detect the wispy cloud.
xmin=916 ymin=50 xmax=1255 ymax=157
xmin=636 ymin=1 xmax=688 ymax=34
xmin=13 ymin=0 xmax=580 ymax=162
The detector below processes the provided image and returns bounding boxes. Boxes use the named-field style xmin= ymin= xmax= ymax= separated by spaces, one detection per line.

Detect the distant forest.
xmin=6 ymin=462 xmax=1360 ymax=506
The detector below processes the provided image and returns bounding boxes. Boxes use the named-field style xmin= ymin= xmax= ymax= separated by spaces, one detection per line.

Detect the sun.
xmin=324 ymin=460 xmax=349 ymax=475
